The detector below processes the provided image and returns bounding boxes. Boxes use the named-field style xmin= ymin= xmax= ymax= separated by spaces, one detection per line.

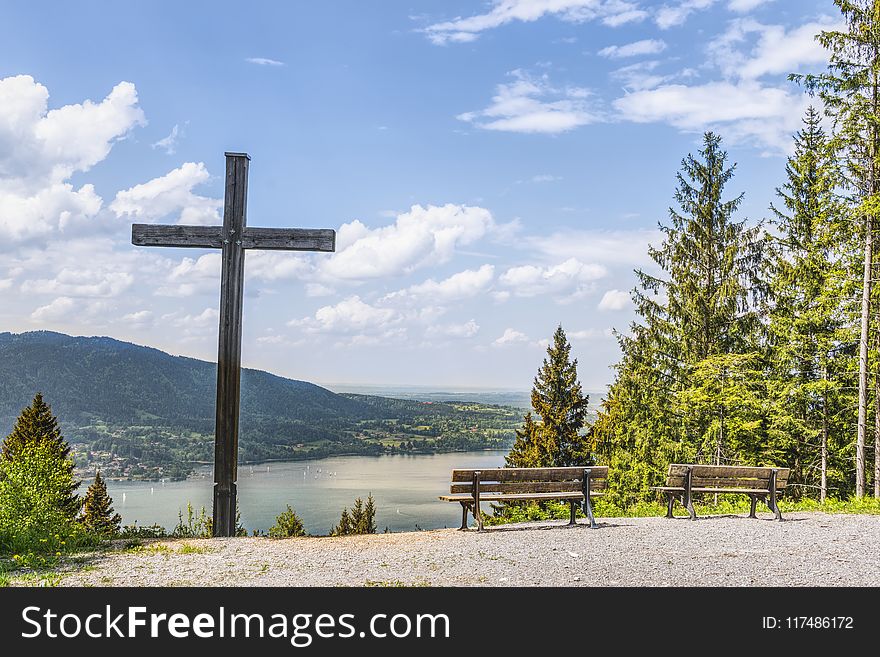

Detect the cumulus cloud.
xmin=597 ymin=289 xmax=631 ymax=311
xmin=493 ymin=328 xmax=529 ymax=347
xmin=598 ymin=38 xmax=666 ymax=59
xmin=111 ymin=162 xmax=222 ymax=225
xmin=458 ymin=70 xmax=600 ymax=134
xmin=320 ymin=204 xmax=496 ymax=281
xmin=288 ymin=296 xmax=407 ymax=346
xmin=382 ymin=265 xmax=495 ymax=304
xmin=613 ymin=17 xmax=837 ymax=152
xmin=655 ymin=0 xmax=717 ymax=29
xmin=728 ymin=0 xmax=772 ymax=12
xmin=422 ymin=0 xmax=647 ymax=45
xmin=614 ymin=79 xmax=810 ymax=152
xmin=498 ymin=257 xmax=607 ymax=300
xmin=30 ymin=296 xmax=76 ymax=322
xmin=0 ymin=75 xmax=145 ymax=245
xmin=21 ymin=267 xmax=134 ymax=298
xmin=426 ymin=319 xmax=480 ymax=339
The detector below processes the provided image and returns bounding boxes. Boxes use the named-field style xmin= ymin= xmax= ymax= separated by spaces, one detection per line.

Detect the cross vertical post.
xmin=214 ymin=152 xmax=249 ymax=537
xmin=131 ymin=151 xmax=335 ymax=538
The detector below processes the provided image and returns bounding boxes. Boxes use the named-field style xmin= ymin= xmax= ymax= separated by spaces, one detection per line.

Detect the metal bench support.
xmin=767 ymin=469 xmax=783 ymax=521
xmin=684 ymin=467 xmax=696 ymax=520
xmin=472 ymin=470 xmax=483 ymax=531
xmin=458 ymin=502 xmax=469 ymax=530
xmin=748 ymin=494 xmax=758 ymax=519
xmin=665 ymin=493 xmax=675 ymax=518
xmin=582 ymin=468 xmax=597 ymax=528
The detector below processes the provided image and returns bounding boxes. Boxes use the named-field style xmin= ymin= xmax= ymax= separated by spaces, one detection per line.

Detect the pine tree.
xmin=80 ymin=471 xmax=122 ymax=536
xmin=2 ymin=393 xmax=72 ymax=461
xmin=765 ymin=107 xmax=854 ymax=500
xmin=505 ymin=326 xmax=590 ymax=468
xmin=795 ymin=0 xmax=880 ymax=496
xmin=331 ymin=495 xmax=377 ymax=535
xmin=595 ymin=132 xmax=765 ymax=502
xmin=268 ymin=504 xmax=306 ymax=538
xmin=0 ymin=393 xmax=80 ymax=519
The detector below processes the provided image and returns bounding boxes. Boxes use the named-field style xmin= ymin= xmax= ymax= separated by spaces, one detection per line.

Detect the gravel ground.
xmin=56 ymin=512 xmax=880 ymax=587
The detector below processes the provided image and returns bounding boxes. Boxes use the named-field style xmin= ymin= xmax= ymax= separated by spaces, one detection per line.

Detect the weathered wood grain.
xmin=131 ymin=224 xmax=223 ymax=248
xmin=241 ymin=227 xmax=335 ymax=251
xmin=451 ymin=466 xmax=608 ymax=483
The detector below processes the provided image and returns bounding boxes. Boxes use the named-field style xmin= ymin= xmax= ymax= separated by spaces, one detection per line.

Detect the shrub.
xmin=268 ymin=505 xmax=306 ymax=538
xmin=331 ymin=494 xmax=377 ymax=536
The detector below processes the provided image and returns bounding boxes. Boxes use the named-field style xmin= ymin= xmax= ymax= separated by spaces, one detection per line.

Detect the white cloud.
xmin=382 ymin=265 xmax=495 ymax=304
xmin=493 ymin=328 xmax=529 ymax=347
xmin=598 ymin=39 xmax=667 ymax=59
xmin=423 ymin=0 xmax=647 ymax=45
xmin=245 ymin=57 xmax=285 ymax=66
xmin=655 ymin=0 xmax=717 ymax=30
xmin=598 ymin=289 xmax=631 ymax=311
xmin=31 ymin=297 xmax=75 ymax=321
xmin=613 ymin=79 xmax=810 ymax=152
xmin=727 ymin=0 xmax=772 ymax=12
xmin=568 ymin=327 xmax=615 ymax=339
xmin=157 ymin=252 xmax=220 ymax=297
xmin=499 ymin=257 xmax=607 ymax=299
xmin=458 ymin=70 xmax=600 ymax=134
xmin=21 ymin=267 xmax=134 ymax=298
xmin=111 ymin=162 xmax=222 ymax=225
xmin=426 ymin=319 xmax=480 ymax=339
xmin=152 ymin=124 xmax=182 ymax=155
xmin=708 ymin=19 xmax=836 ymax=81
xmin=0 ymin=75 xmax=145 ymax=245
xmin=121 ymin=310 xmax=153 ymax=326
xmin=289 ymin=296 xmax=407 ymax=346
xmin=610 ymin=60 xmax=674 ymax=91
xmin=320 ymin=204 xmax=496 ymax=281
xmin=527 ymin=228 xmax=662 ymax=268
xmin=530 ymin=174 xmax=562 ymax=183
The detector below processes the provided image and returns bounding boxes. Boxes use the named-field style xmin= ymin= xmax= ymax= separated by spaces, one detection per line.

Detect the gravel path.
xmin=57 ymin=512 xmax=880 ymax=587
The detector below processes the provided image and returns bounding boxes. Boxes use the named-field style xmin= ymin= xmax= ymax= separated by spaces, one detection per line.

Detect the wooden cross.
xmin=131 ymin=152 xmax=335 ymax=536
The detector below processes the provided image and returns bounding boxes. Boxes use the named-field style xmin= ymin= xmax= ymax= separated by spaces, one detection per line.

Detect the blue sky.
xmin=0 ymin=0 xmax=838 ymax=391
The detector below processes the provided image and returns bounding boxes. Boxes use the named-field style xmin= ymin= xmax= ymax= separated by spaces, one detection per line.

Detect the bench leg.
xmin=569 ymin=501 xmax=577 ymax=525
xmin=665 ymin=494 xmax=675 ymax=518
xmin=583 ymin=492 xmax=597 ymax=529
xmin=684 ymin=492 xmax=696 ymax=520
xmin=748 ymin=495 xmax=758 ymax=519
xmin=458 ymin=502 xmax=469 ymax=530
xmin=766 ymin=494 xmax=783 ymax=522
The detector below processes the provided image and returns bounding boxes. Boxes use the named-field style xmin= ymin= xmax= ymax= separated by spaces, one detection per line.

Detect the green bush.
xmin=0 ymin=441 xmax=92 ymax=555
xmin=330 ymin=494 xmax=377 ymax=535
xmin=171 ymin=503 xmax=213 ymax=538
xmin=268 ymin=505 xmax=306 ymax=538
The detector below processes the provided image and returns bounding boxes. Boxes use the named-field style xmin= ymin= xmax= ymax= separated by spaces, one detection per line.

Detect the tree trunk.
xmin=857 ymin=209 xmax=871 ymax=498
xmin=822 ymin=387 xmax=828 ymax=504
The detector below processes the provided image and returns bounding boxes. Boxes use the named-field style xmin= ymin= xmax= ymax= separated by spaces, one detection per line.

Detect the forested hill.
xmin=0 ymin=331 xmax=381 ymax=434
xmin=0 ymin=331 xmax=521 ymax=479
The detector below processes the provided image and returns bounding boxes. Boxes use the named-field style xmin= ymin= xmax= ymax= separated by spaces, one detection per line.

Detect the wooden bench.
xmin=651 ymin=464 xmax=789 ymax=521
xmin=439 ymin=466 xmax=608 ymax=531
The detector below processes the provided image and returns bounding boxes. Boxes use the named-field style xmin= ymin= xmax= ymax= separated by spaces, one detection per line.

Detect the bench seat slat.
xmin=669 ymin=464 xmax=790 ymax=479
xmin=439 ymin=491 xmax=605 ymax=503
xmin=451 ymin=466 xmax=608 ymax=483
xmin=450 ymin=480 xmax=606 ymax=495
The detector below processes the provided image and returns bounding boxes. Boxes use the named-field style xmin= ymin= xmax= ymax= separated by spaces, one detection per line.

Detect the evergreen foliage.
xmin=268 ymin=505 xmax=306 ymax=538
xmin=793 ymin=0 xmax=880 ymax=497
xmin=506 ymin=326 xmax=591 ymax=468
xmin=0 ymin=441 xmax=86 ymax=554
xmin=79 ymin=471 xmax=122 ymax=536
xmin=330 ymin=494 xmax=377 ymax=535
xmin=0 ymin=394 xmax=80 ymax=521
xmin=594 ymin=133 xmax=766 ymax=505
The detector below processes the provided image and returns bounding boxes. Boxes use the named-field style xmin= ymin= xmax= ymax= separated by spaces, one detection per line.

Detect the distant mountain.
xmin=0 ymin=332 xmax=521 ymax=479
xmin=0 ymin=331 xmax=382 ymax=435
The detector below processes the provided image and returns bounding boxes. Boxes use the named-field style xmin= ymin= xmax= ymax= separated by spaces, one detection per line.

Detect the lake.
xmin=97 ymin=450 xmax=508 ymax=535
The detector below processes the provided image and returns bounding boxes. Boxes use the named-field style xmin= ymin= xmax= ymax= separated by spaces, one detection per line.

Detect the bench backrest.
xmin=664 ymin=464 xmax=790 ymax=489
xmin=449 ymin=466 xmax=609 ymax=495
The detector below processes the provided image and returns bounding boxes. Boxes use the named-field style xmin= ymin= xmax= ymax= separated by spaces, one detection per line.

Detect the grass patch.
xmin=483 ymin=495 xmax=880 ymax=526
xmin=176 ymin=543 xmax=213 ymax=555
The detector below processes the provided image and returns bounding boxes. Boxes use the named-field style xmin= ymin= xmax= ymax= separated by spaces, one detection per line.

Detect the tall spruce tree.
xmin=795 ymin=0 xmax=880 ymax=496
xmin=506 ymin=326 xmax=590 ymax=468
xmin=80 ymin=471 xmax=122 ymax=536
xmin=595 ymin=132 xmax=765 ymax=502
xmin=765 ymin=107 xmax=854 ymax=500
xmin=1 ymin=393 xmax=80 ymax=518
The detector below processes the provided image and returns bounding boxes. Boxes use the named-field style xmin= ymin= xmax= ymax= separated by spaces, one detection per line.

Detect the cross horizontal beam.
xmin=132 ymin=224 xmax=336 ymax=252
